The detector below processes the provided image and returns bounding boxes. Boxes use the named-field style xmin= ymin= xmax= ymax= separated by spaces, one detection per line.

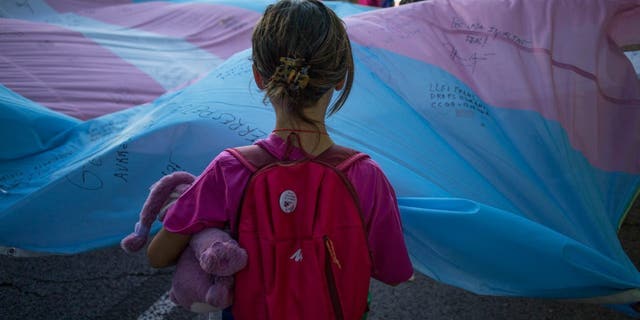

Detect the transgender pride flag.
xmin=1 ymin=0 xmax=639 ymax=315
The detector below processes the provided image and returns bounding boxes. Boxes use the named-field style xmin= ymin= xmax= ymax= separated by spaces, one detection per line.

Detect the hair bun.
xmin=271 ymin=57 xmax=310 ymax=92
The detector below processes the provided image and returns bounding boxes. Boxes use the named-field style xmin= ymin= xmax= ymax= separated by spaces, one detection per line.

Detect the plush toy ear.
xmin=120 ymin=171 xmax=196 ymax=253
xmin=157 ymin=183 xmax=192 ymax=222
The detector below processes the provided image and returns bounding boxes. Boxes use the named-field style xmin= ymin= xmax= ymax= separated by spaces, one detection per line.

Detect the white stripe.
xmin=138 ymin=291 xmax=176 ymax=320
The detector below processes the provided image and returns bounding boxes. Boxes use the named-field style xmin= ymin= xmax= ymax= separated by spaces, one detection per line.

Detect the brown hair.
xmin=251 ymin=0 xmax=354 ymax=123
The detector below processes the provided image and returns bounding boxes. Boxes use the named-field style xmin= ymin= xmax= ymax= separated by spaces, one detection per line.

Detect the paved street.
xmin=1 ymin=199 xmax=638 ymax=320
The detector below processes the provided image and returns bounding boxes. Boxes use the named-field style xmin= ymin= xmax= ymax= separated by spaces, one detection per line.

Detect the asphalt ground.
xmin=1 ymin=198 xmax=638 ymax=320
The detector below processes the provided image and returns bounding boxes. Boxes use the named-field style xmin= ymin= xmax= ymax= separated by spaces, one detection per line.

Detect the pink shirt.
xmin=164 ymin=134 xmax=413 ymax=285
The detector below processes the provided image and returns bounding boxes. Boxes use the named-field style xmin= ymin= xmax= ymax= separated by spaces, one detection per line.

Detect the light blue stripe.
xmin=0 ymin=0 xmax=59 ymax=20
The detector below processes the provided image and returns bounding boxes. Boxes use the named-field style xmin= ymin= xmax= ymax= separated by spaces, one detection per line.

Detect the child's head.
xmin=252 ymin=0 xmax=354 ymax=122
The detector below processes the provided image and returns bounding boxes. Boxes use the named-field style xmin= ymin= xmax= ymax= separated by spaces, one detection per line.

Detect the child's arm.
xmin=349 ymin=159 xmax=414 ymax=285
xmin=147 ymin=151 xmax=249 ymax=268
xmin=147 ymin=227 xmax=191 ymax=268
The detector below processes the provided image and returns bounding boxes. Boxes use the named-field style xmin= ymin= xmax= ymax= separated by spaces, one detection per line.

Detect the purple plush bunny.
xmin=120 ymin=171 xmax=247 ymax=313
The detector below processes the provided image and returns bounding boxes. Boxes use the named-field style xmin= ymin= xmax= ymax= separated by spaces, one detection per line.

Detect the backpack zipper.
xmin=324 ymin=235 xmax=344 ymax=320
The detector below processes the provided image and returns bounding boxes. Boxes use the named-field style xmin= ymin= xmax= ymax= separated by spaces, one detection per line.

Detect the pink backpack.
xmin=227 ymin=144 xmax=372 ymax=320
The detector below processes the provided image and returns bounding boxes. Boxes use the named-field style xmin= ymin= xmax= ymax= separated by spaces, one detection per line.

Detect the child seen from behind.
xmin=147 ymin=1 xmax=413 ymax=319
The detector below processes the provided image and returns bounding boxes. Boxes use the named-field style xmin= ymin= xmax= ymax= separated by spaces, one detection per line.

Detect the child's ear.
xmin=252 ymin=64 xmax=266 ymax=90
xmin=336 ymin=79 xmax=345 ymax=91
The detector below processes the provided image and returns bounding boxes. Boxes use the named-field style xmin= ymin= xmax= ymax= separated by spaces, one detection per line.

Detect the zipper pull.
xmin=324 ymin=236 xmax=342 ymax=269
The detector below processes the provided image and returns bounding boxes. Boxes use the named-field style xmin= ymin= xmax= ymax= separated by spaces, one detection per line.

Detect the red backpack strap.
xmin=225 ymin=145 xmax=277 ymax=173
xmin=314 ymin=144 xmax=370 ymax=172
xmin=228 ymin=144 xmax=369 ymax=173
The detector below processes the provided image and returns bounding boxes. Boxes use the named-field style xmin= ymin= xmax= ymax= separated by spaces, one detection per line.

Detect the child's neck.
xmin=272 ymin=123 xmax=334 ymax=157
xmin=271 ymin=92 xmax=335 ymax=156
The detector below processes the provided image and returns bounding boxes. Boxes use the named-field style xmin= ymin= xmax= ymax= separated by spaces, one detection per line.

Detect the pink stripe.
xmin=71 ymin=2 xmax=260 ymax=59
xmin=0 ymin=19 xmax=165 ymax=120
xmin=44 ymin=0 xmax=132 ymax=14
xmin=346 ymin=0 xmax=640 ymax=173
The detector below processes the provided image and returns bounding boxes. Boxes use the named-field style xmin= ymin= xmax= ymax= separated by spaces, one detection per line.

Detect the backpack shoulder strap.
xmin=226 ymin=145 xmax=277 ymax=173
xmin=227 ymin=144 xmax=369 ymax=172
xmin=314 ymin=145 xmax=370 ymax=172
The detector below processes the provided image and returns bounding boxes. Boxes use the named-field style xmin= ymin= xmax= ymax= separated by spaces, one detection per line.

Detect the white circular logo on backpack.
xmin=279 ymin=190 xmax=297 ymax=214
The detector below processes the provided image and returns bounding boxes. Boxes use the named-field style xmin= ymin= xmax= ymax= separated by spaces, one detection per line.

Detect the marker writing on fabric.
xmin=15 ymin=0 xmax=35 ymax=14
xmin=0 ymin=171 xmax=25 ymax=189
xmin=443 ymin=42 xmax=495 ymax=73
xmin=65 ymin=170 xmax=104 ymax=190
xmin=487 ymin=26 xmax=531 ymax=47
xmin=451 ymin=16 xmax=532 ymax=48
xmin=89 ymin=120 xmax=127 ymax=142
xmin=429 ymin=83 xmax=451 ymax=92
xmin=114 ymin=143 xmax=129 ymax=183
xmin=30 ymin=149 xmax=77 ymax=180
xmin=451 ymin=17 xmax=485 ymax=31
xmin=65 ymin=158 xmax=104 ymax=190
xmin=176 ymin=104 xmax=268 ymax=142
xmin=428 ymin=83 xmax=490 ymax=117
xmin=215 ymin=63 xmax=252 ymax=80
xmin=161 ymin=156 xmax=183 ymax=176
xmin=465 ymin=34 xmax=488 ymax=47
